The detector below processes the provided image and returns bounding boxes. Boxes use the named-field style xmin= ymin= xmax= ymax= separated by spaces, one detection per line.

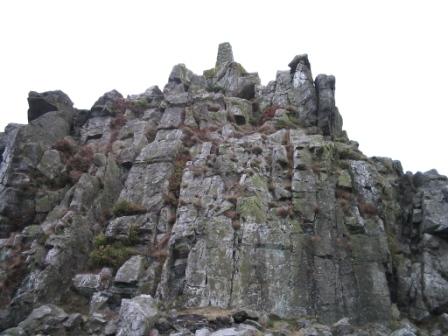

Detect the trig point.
xmin=216 ymin=42 xmax=234 ymax=67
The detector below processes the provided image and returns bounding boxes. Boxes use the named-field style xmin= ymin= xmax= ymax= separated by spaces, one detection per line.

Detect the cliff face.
xmin=1 ymin=43 xmax=448 ymax=336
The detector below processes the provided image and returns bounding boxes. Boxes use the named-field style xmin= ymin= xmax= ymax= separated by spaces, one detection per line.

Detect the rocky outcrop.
xmin=27 ymin=90 xmax=73 ymax=122
xmin=0 ymin=43 xmax=447 ymax=336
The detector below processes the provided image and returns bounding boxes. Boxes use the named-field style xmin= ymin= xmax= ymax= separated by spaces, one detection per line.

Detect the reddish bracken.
xmin=67 ymin=145 xmax=94 ymax=173
xmin=276 ymin=206 xmax=291 ymax=218
xmin=111 ymin=98 xmax=127 ymax=114
xmin=232 ymin=219 xmax=241 ymax=230
xmin=311 ymin=234 xmax=322 ymax=242
xmin=110 ymin=114 xmax=127 ymax=130
xmin=260 ymin=105 xmax=279 ymax=124
xmin=335 ymin=189 xmax=352 ymax=201
xmin=149 ymin=232 xmax=171 ymax=261
xmin=0 ymin=237 xmax=26 ymax=306
xmin=53 ymin=138 xmax=77 ymax=156
xmin=69 ymin=170 xmax=83 ymax=183
xmin=358 ymin=200 xmax=378 ymax=217
xmin=223 ymin=210 xmax=238 ymax=219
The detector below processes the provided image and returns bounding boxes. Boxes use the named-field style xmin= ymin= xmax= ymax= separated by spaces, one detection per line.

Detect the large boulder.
xmin=72 ymin=273 xmax=102 ymax=297
xmin=116 ymin=295 xmax=159 ymax=336
xmin=0 ymin=106 xmax=72 ymax=236
xmin=16 ymin=304 xmax=68 ymax=335
xmin=27 ymin=90 xmax=73 ymax=122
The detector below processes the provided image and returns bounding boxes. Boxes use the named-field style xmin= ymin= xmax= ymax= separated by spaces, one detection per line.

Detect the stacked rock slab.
xmin=0 ymin=43 xmax=448 ymax=335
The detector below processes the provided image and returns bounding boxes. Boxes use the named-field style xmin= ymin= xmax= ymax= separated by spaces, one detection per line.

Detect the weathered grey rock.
xmin=204 ymin=46 xmax=260 ymax=99
xmin=63 ymin=313 xmax=84 ymax=333
xmin=105 ymin=320 xmax=119 ymax=335
xmin=89 ymin=291 xmax=112 ymax=315
xmin=90 ymin=89 xmax=123 ymax=117
xmin=17 ymin=304 xmax=68 ymax=335
xmin=81 ymin=115 xmax=113 ymax=144
xmin=36 ymin=149 xmax=64 ymax=180
xmin=114 ymin=255 xmax=146 ymax=285
xmin=21 ymin=225 xmax=45 ymax=243
xmin=430 ymin=329 xmax=443 ymax=336
xmin=0 ymin=107 xmax=72 ymax=236
xmin=27 ymin=90 xmax=73 ymax=122
xmin=116 ymin=295 xmax=159 ymax=336
xmin=332 ymin=318 xmax=353 ymax=335
xmin=86 ymin=313 xmax=108 ymax=334
xmin=390 ymin=328 xmax=416 ymax=336
xmin=440 ymin=313 xmax=448 ymax=331
xmin=128 ymin=86 xmax=164 ymax=107
xmin=315 ymin=74 xmax=343 ymax=137
xmin=93 ymin=152 xmax=107 ymax=167
xmin=337 ymin=170 xmax=352 ymax=190
xmin=72 ymin=273 xmax=102 ymax=297
xmin=159 ymin=107 xmax=185 ymax=129
xmin=164 ymin=63 xmax=197 ymax=98
xmin=195 ymin=328 xmax=211 ymax=336
xmin=420 ymin=171 xmax=448 ymax=236
xmin=114 ymin=118 xmax=155 ymax=166
xmin=136 ymin=135 xmax=183 ymax=164
xmin=106 ymin=213 xmax=155 ymax=243
xmin=210 ymin=324 xmax=258 ymax=336
xmin=243 ymin=319 xmax=263 ymax=330
xmin=214 ymin=63 xmax=260 ymax=99
xmin=395 ymin=170 xmax=448 ymax=321
xmin=0 ymin=149 xmax=122 ymax=328
xmin=299 ymin=327 xmax=319 ymax=336
xmin=225 ymin=97 xmax=252 ymax=125
xmin=0 ymin=327 xmax=26 ymax=335
xmin=288 ymin=54 xmax=317 ymax=126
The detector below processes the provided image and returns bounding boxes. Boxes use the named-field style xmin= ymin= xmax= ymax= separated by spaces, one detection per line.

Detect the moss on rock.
xmin=237 ymin=195 xmax=266 ymax=223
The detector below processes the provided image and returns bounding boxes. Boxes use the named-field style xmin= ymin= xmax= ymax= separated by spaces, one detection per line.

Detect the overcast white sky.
xmin=1 ymin=0 xmax=447 ymax=175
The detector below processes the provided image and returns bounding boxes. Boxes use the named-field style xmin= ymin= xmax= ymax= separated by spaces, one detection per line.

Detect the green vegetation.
xmin=89 ymin=241 xmax=132 ymax=270
xmin=237 ymin=195 xmax=266 ymax=223
xmin=89 ymin=231 xmax=138 ymax=269
xmin=128 ymin=224 xmax=139 ymax=245
xmin=168 ymin=153 xmax=191 ymax=197
xmin=93 ymin=233 xmax=108 ymax=247
xmin=275 ymin=113 xmax=300 ymax=129
xmin=132 ymin=99 xmax=149 ymax=111
xmin=203 ymin=67 xmax=217 ymax=79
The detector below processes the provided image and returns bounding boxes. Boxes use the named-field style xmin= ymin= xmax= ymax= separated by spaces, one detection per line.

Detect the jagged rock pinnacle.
xmin=216 ymin=42 xmax=234 ymax=66
xmin=288 ymin=53 xmax=311 ymax=72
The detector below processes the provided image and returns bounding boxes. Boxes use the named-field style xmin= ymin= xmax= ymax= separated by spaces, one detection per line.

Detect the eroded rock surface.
xmin=0 ymin=43 xmax=447 ymax=336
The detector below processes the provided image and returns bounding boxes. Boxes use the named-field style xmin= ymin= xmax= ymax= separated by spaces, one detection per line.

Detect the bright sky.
xmin=1 ymin=1 xmax=447 ymax=175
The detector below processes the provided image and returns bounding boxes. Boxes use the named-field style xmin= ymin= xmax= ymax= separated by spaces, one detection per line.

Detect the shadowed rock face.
xmin=27 ymin=90 xmax=73 ymax=122
xmin=0 ymin=43 xmax=447 ymax=336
